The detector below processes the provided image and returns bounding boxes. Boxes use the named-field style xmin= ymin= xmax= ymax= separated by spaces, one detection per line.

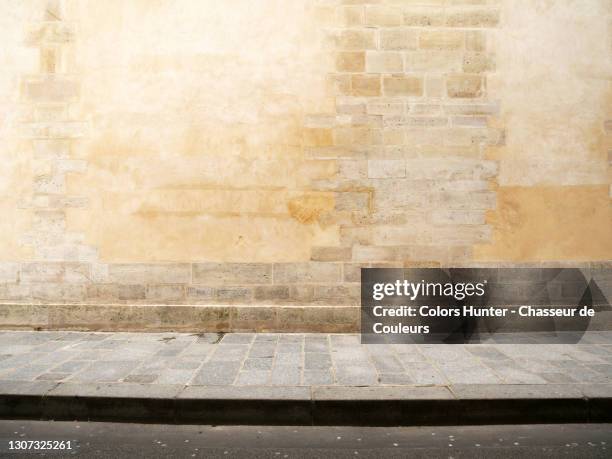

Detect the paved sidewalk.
xmin=2 ymin=331 xmax=612 ymax=387
xmin=1 ymin=330 xmax=612 ymax=425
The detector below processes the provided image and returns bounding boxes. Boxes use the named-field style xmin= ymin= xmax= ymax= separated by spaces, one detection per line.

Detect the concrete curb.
xmin=1 ymin=382 xmax=611 ymax=425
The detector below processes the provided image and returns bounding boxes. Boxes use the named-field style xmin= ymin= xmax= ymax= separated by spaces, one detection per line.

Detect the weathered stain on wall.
xmin=475 ymin=0 xmax=612 ymax=261
xmin=63 ymin=0 xmax=338 ymax=262
xmin=0 ymin=0 xmax=609 ymax=315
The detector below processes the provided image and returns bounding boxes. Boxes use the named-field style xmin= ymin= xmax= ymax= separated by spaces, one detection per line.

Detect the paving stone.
xmin=35 ymin=372 xmax=70 ymax=381
xmin=0 ymin=364 xmax=52 ymax=381
xmin=277 ymin=343 xmax=302 ymax=354
xmin=236 ymin=370 xmax=270 ymax=386
xmin=248 ymin=343 xmax=276 ymax=358
xmin=51 ymin=360 xmax=91 ymax=373
xmin=155 ymin=369 xmax=197 ymax=385
xmin=302 ymin=370 xmax=334 ymax=386
xmin=402 ymin=362 xmax=448 ymax=385
xmin=395 ymin=352 xmax=427 ymax=364
xmin=255 ymin=334 xmax=279 ymax=343
xmin=192 ymin=362 xmax=241 ymax=386
xmin=270 ymin=365 xmax=301 ymax=385
xmin=335 ymin=365 xmax=378 ymax=386
xmin=478 ymin=365 xmax=540 ymax=384
xmin=195 ymin=333 xmax=222 ymax=344
xmin=305 ymin=337 xmax=328 ymax=353
xmin=585 ymin=364 xmax=612 ymax=377
xmin=371 ymin=355 xmax=404 ymax=372
xmin=69 ymin=361 xmax=135 ymax=383
xmin=514 ymin=358 xmax=559 ymax=373
xmin=465 ymin=346 xmax=510 ymax=361
xmin=181 ymin=343 xmax=214 ymax=358
xmin=378 ymin=373 xmax=414 ymax=385
xmin=305 ymin=353 xmax=332 ymax=370
xmin=537 ymin=372 xmax=577 ymax=384
xmin=331 ymin=348 xmax=370 ymax=364
xmin=124 ymin=374 xmax=158 ymax=384
xmin=278 ymin=335 xmax=304 ymax=344
xmin=243 ymin=358 xmax=273 ymax=370
xmin=275 ymin=353 xmax=302 ymax=366
xmin=208 ymin=345 xmax=249 ymax=362
xmin=168 ymin=359 xmax=202 ymax=370
xmin=93 ymin=339 xmax=128 ymax=350
xmin=220 ymin=334 xmax=254 ymax=344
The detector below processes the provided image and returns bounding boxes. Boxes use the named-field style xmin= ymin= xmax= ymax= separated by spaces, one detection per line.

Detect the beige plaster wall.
xmin=0 ymin=0 xmax=609 ymax=311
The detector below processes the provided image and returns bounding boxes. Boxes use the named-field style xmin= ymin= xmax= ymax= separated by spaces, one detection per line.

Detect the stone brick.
xmin=365 ymin=51 xmax=403 ymax=73
xmin=380 ymin=29 xmax=418 ymax=50
xmin=368 ymin=159 xmax=406 ymax=178
xmin=0 ymin=263 xmax=20 ymax=283
xmin=107 ymin=264 xmax=191 ymax=284
xmin=0 ymin=283 xmax=30 ymax=301
xmin=337 ymin=30 xmax=376 ymax=50
xmin=447 ymin=74 xmax=483 ymax=98
xmin=335 ymin=191 xmax=370 ymax=211
xmin=452 ymin=116 xmax=488 ymax=127
xmin=343 ymin=263 xmax=366 ymax=283
xmin=216 ymin=288 xmax=252 ymax=301
xmin=31 ymin=284 xmax=86 ymax=301
xmin=192 ymin=263 xmax=271 ymax=285
xmin=86 ymin=284 xmax=146 ymax=301
xmin=430 ymin=210 xmax=486 ymax=225
xmin=145 ymin=284 xmax=186 ymax=301
xmin=367 ymin=100 xmax=405 ymax=116
xmin=327 ymin=74 xmax=352 ymax=96
xmin=336 ymin=52 xmax=365 ymax=72
xmin=371 ymin=226 xmax=423 ymax=246
xmin=405 ymin=50 xmax=463 ymax=72
xmin=463 ymin=52 xmax=494 ymax=73
xmin=337 ymin=6 xmax=364 ymax=27
xmin=420 ymin=30 xmax=464 ymax=50
xmin=311 ymin=246 xmax=352 ymax=262
xmin=352 ymin=245 xmax=400 ymax=262
xmin=351 ymin=75 xmax=381 ymax=96
xmin=303 ymin=128 xmax=333 ymax=147
xmin=383 ymin=76 xmax=423 ymax=96
xmin=403 ymin=7 xmax=444 ymax=27
xmin=425 ymin=76 xmax=444 ymax=98
xmin=20 ymin=262 xmax=90 ymax=284
xmin=254 ymin=286 xmax=291 ymax=301
xmin=365 ymin=6 xmax=402 ymax=27
xmin=230 ymin=306 xmax=275 ymax=331
xmin=313 ymin=285 xmax=360 ymax=303
xmin=186 ymin=286 xmax=216 ymax=300
xmin=273 ymin=263 xmax=342 ymax=284
xmin=466 ymin=30 xmax=487 ymax=52
xmin=446 ymin=7 xmax=500 ymax=28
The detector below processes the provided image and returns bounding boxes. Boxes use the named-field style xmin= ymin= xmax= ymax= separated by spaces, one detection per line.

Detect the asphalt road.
xmin=0 ymin=421 xmax=610 ymax=458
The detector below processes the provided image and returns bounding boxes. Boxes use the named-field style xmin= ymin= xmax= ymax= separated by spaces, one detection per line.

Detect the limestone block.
xmin=273 ymin=263 xmax=342 ymax=284
xmin=107 ymin=264 xmax=191 ymax=284
xmin=193 ymin=263 xmax=272 ymax=285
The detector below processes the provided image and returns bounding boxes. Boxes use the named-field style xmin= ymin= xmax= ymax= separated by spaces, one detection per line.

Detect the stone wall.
xmin=0 ymin=0 xmax=610 ymax=330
